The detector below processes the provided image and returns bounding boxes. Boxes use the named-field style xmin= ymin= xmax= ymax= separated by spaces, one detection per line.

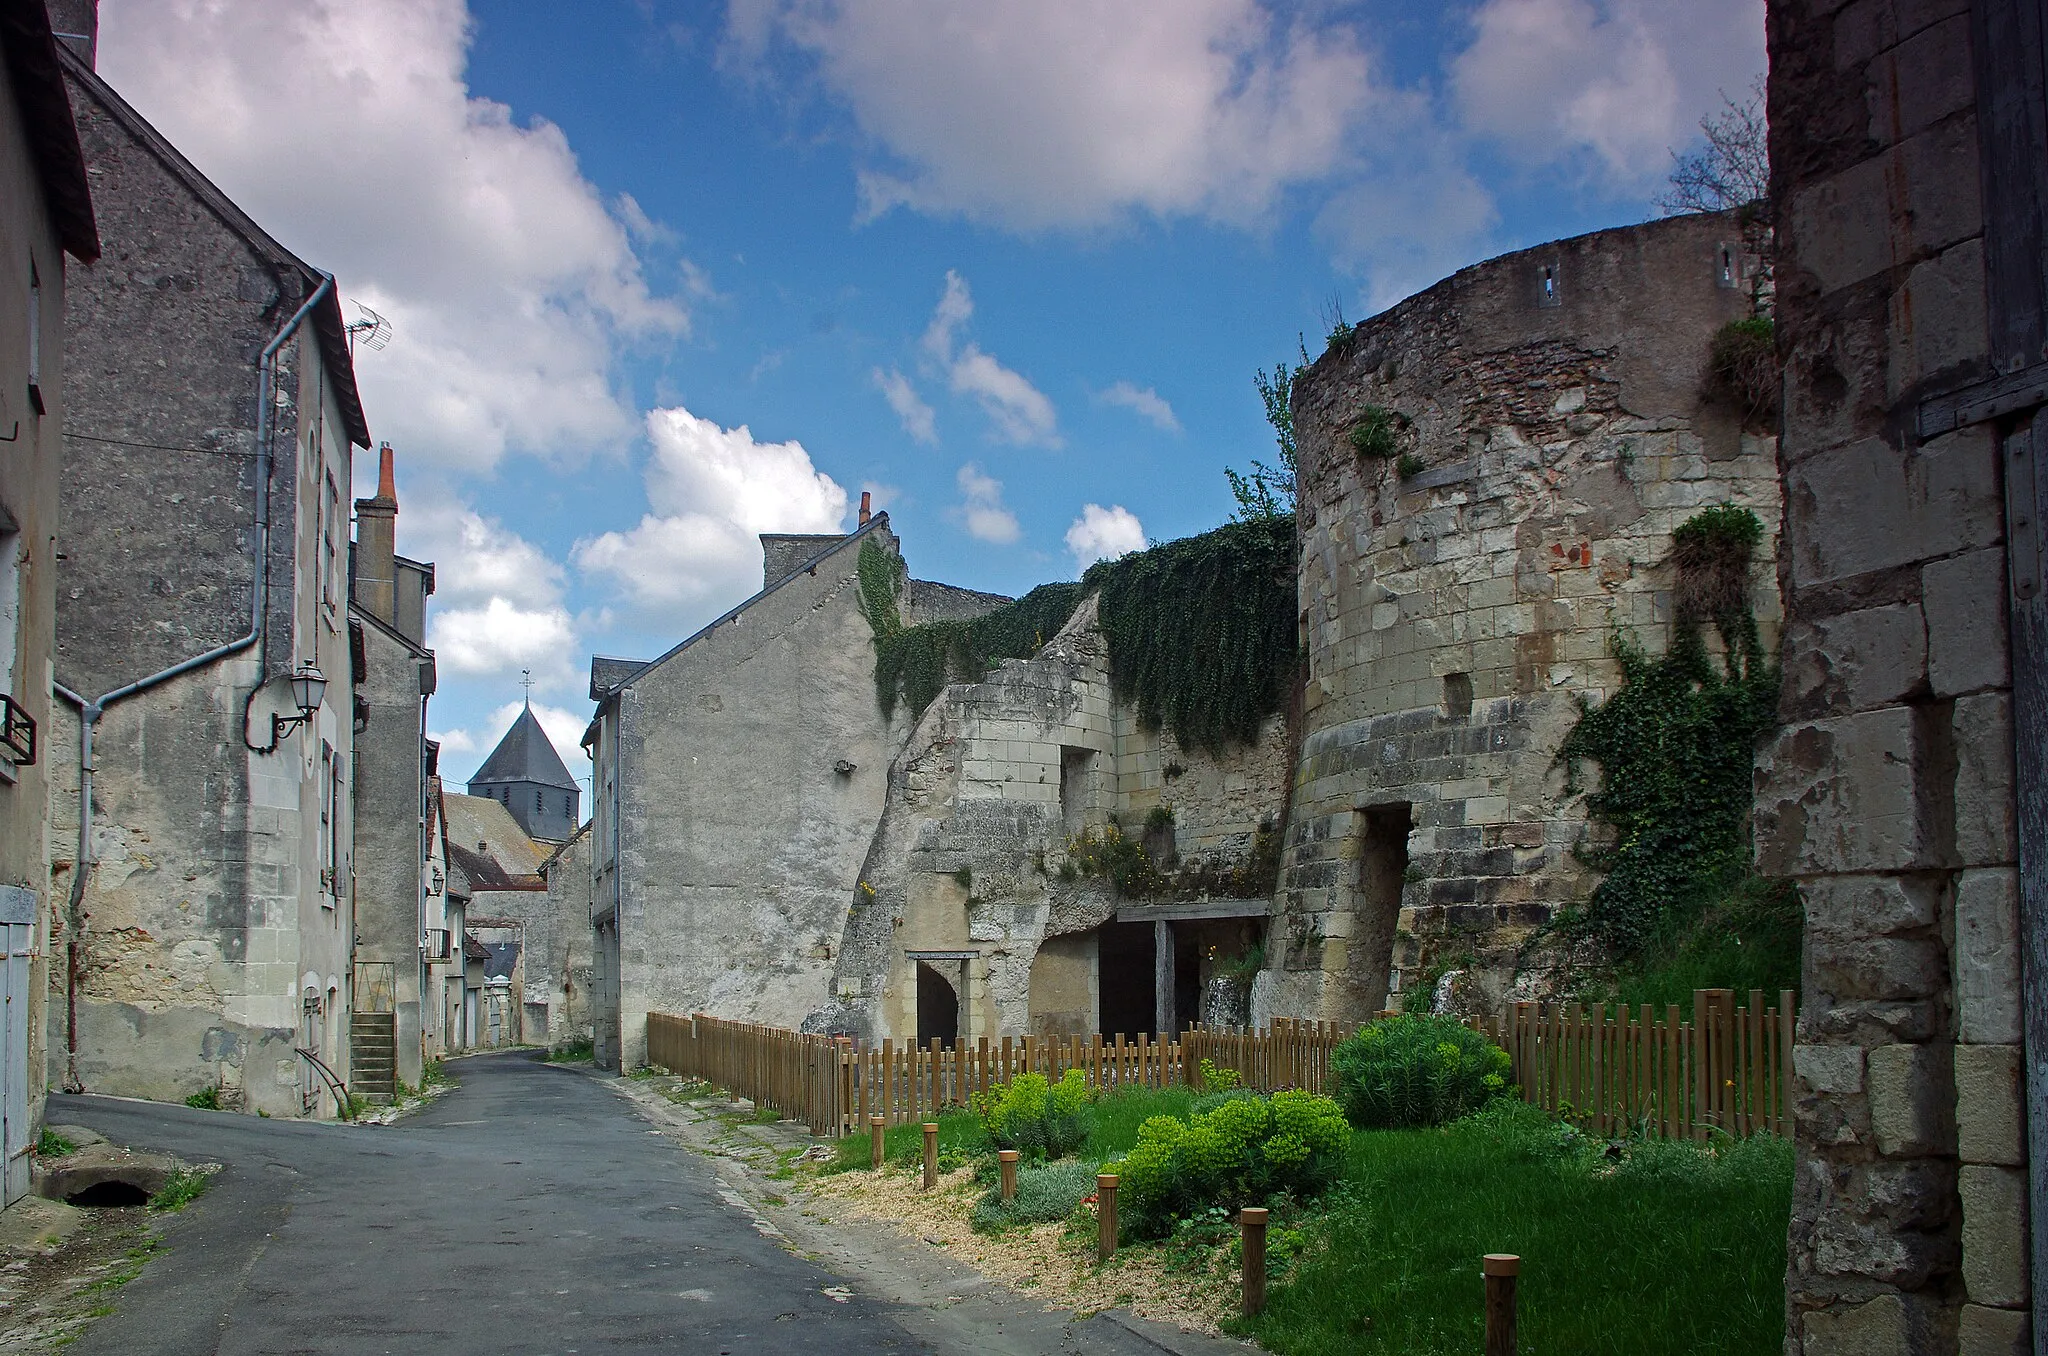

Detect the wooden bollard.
xmin=921 ymin=1123 xmax=939 ymax=1190
xmin=869 ymin=1114 xmax=885 ymax=1169
xmin=998 ymin=1149 xmax=1019 ymax=1202
xmin=1484 ymin=1254 xmax=1520 ymax=1356
xmin=1240 ymin=1207 xmax=1269 ymax=1316
xmin=1096 ymin=1174 xmax=1119 ymax=1262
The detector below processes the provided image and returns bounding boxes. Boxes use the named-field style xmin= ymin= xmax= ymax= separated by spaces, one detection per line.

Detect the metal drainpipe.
xmin=52 ymin=273 xmax=334 ymax=1093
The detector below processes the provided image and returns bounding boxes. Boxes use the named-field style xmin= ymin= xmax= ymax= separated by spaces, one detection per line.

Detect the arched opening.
xmin=68 ymin=1180 xmax=149 ymax=1208
xmin=915 ymin=961 xmax=958 ymax=1049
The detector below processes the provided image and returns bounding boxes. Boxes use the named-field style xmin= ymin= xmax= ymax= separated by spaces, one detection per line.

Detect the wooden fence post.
xmin=1484 ymin=1254 xmax=1519 ymax=1355
xmin=999 ymin=1149 xmax=1018 ymax=1202
xmin=1240 ymin=1207 xmax=1269 ymax=1316
xmin=921 ymin=1122 xmax=938 ymax=1189
xmin=870 ymin=1114 xmax=885 ymax=1169
xmin=1096 ymin=1173 xmax=1119 ymax=1261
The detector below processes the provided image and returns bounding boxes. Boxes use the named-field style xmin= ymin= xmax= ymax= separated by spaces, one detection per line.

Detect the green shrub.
xmin=184 ymin=1086 xmax=222 ymax=1111
xmin=35 ymin=1127 xmax=75 ymax=1158
xmin=1106 ymin=1089 xmax=1349 ymax=1239
xmin=149 ymin=1169 xmax=210 ymax=1212
xmin=1329 ymin=1014 xmax=1511 ymax=1129
xmin=1350 ymin=406 xmax=1399 ymax=460
xmin=972 ymin=1070 xmax=1093 ymax=1160
xmin=969 ymin=1159 xmax=1100 ymax=1232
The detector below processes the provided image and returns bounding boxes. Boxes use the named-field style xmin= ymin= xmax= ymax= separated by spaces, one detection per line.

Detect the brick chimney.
xmin=859 ymin=491 xmax=871 ymax=526
xmin=353 ymin=443 xmax=398 ymax=624
xmin=46 ymin=1 xmax=98 ymax=67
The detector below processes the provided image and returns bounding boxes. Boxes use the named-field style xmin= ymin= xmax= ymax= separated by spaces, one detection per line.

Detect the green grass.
xmin=827 ymin=1108 xmax=985 ymax=1172
xmin=148 ymin=1170 xmax=210 ymax=1212
xmin=1240 ymin=1102 xmax=1792 ymax=1356
xmin=182 ymin=1087 xmax=221 ymax=1111
xmin=544 ymin=1038 xmax=595 ymax=1063
xmin=36 ymin=1126 xmax=76 ymax=1158
xmin=1601 ymin=874 xmax=1802 ymax=1011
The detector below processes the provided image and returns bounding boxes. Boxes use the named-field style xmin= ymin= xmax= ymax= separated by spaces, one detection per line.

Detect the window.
xmin=534 ymin=790 xmax=543 ymax=816
xmin=318 ymin=740 xmax=334 ymax=897
xmin=25 ymin=262 xmax=42 ymax=415
xmin=321 ymin=472 xmax=340 ymax=619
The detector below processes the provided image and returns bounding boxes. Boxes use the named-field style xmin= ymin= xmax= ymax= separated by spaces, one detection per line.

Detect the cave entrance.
xmin=1097 ymin=921 xmax=1157 ymax=1040
xmin=914 ymin=960 xmax=960 ymax=1049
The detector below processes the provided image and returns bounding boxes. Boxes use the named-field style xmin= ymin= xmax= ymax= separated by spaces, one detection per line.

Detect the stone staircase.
xmin=350 ymin=1012 xmax=396 ymax=1101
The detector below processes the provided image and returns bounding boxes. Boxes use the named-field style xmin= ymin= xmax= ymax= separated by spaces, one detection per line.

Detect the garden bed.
xmin=794 ymin=1090 xmax=1792 ymax=1355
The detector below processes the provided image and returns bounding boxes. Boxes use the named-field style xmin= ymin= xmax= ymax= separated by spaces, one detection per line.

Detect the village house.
xmin=347 ymin=443 xmax=436 ymax=1097
xmin=585 ymin=503 xmax=1004 ymax=1069
xmin=438 ymin=787 xmax=545 ymax=1049
xmin=46 ymin=30 xmax=369 ymax=1117
xmin=0 ymin=0 xmax=95 ymax=1203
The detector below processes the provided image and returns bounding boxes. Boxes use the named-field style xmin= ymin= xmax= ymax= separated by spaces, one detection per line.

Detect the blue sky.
xmin=95 ymin=0 xmax=1764 ymax=790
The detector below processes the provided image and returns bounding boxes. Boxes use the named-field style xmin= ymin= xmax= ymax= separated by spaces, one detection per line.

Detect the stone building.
xmin=586 ymin=511 xmax=1003 ymax=1069
xmin=1277 ymin=210 xmax=1781 ymax=1024
xmin=439 ymin=790 xmax=544 ymax=1050
xmin=0 ymin=0 xmax=95 ymax=1203
xmin=347 ymin=444 xmax=437 ymax=1097
xmin=817 ymin=593 xmax=1288 ymax=1047
xmin=533 ymin=824 xmax=595 ymax=1051
xmin=1762 ymin=0 xmax=2038 ymax=1348
xmin=47 ymin=39 xmax=370 ymax=1117
xmin=468 ymin=701 xmax=577 ymax=844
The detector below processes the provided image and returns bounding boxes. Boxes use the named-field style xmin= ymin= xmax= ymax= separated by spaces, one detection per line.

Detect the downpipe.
xmin=52 ymin=274 xmax=333 ymax=1093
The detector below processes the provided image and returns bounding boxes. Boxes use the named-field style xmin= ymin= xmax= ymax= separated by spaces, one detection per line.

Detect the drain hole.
xmin=67 ymin=1180 xmax=150 ymax=1208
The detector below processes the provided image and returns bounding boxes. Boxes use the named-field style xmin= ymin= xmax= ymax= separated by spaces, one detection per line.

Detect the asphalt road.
xmin=48 ymin=1053 xmax=935 ymax=1356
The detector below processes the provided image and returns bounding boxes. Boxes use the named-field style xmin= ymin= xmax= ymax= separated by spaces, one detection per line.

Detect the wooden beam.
xmin=1116 ymin=899 xmax=1273 ymax=923
xmin=1154 ymin=919 xmax=1174 ymax=1039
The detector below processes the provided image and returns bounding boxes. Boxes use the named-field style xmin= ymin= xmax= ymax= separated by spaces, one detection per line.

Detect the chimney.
xmin=859 ymin=491 xmax=871 ymax=526
xmin=46 ymin=1 xmax=98 ymax=67
xmin=353 ymin=442 xmax=399 ymax=624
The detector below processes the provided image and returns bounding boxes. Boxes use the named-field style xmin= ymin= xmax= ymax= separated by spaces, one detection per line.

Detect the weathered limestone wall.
xmin=1763 ymin=2 xmax=2031 ymax=1348
xmin=604 ymin=524 xmax=920 ymax=1069
xmin=820 ymin=597 xmax=1291 ymax=1043
xmin=536 ymin=827 xmax=596 ymax=1048
xmin=1280 ymin=212 xmax=1780 ymax=1024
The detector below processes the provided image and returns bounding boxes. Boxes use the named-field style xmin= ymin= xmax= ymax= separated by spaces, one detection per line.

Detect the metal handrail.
xmin=294 ymin=1047 xmax=355 ymax=1119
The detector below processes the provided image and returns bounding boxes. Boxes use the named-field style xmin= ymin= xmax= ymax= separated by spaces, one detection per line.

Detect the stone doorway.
xmin=914 ymin=960 xmax=959 ymax=1048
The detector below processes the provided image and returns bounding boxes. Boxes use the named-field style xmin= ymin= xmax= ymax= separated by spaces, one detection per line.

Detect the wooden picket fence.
xmin=647 ymin=987 xmax=1795 ymax=1142
xmin=1484 ymin=989 xmax=1797 ymax=1139
xmin=646 ymin=1012 xmax=1344 ymax=1137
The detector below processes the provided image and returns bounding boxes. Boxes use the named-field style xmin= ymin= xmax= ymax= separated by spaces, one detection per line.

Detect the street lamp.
xmin=271 ymin=665 xmax=327 ymax=742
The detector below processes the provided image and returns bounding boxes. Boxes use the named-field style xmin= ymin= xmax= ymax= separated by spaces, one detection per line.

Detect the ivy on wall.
xmin=859 ymin=517 xmax=1298 ymax=753
xmin=1555 ymin=506 xmax=1782 ymax=960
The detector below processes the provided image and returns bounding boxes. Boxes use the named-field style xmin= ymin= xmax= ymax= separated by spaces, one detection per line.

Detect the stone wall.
xmin=819 ymin=596 xmax=1291 ymax=1043
xmin=1763 ymin=1 xmax=2032 ymax=1349
xmin=1279 ymin=211 xmax=1780 ymax=1025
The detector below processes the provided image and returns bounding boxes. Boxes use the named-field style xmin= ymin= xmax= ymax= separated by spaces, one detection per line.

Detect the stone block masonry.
xmin=1278 ymin=210 xmax=1778 ymax=1024
xmin=1766 ymin=0 xmax=2037 ymax=1348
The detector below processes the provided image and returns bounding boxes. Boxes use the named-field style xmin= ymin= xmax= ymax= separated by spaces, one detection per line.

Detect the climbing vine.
xmin=1555 ymin=506 xmax=1782 ymax=960
xmin=861 ymin=539 xmax=1087 ymax=721
xmin=862 ymin=518 xmax=1298 ymax=754
xmin=1087 ymin=516 xmax=1297 ymax=752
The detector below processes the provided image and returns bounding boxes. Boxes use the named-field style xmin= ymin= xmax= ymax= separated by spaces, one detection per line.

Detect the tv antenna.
xmin=345 ymin=301 xmax=392 ymax=353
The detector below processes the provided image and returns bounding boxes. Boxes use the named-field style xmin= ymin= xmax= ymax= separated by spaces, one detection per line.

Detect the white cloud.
xmin=573 ymin=407 xmax=850 ymax=612
xmin=1065 ymin=504 xmax=1145 ymax=568
xmin=429 ymin=726 xmax=480 ymax=757
xmin=1095 ymin=382 xmax=1181 ymax=433
xmin=429 ymin=597 xmax=578 ymax=686
xmin=1313 ymin=161 xmax=1501 ymax=311
xmin=954 ymin=464 xmax=1021 ymax=545
xmin=872 ymin=367 xmax=937 ymax=444
xmin=98 ymin=0 xmax=687 ymax=476
xmin=395 ymin=483 xmax=581 ymax=693
xmin=918 ymin=271 xmax=1059 ymax=447
xmin=731 ymin=0 xmax=1375 ymax=232
xmin=1451 ymin=0 xmax=1766 ymax=188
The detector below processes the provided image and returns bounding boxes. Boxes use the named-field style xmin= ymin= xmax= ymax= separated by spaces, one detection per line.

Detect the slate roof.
xmin=441 ymin=793 xmax=547 ymax=879
xmin=470 ymin=703 xmax=577 ymax=790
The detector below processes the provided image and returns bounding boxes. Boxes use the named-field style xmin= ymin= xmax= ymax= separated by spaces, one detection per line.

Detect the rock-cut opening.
xmin=67 ymin=1179 xmax=150 ymax=1208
